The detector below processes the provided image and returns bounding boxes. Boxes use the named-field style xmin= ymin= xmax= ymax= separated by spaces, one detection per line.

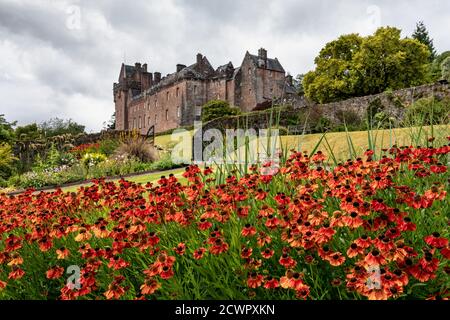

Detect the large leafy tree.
xmin=303 ymin=27 xmax=430 ymax=103
xmin=303 ymin=34 xmax=363 ymax=103
xmin=412 ymin=21 xmax=436 ymax=61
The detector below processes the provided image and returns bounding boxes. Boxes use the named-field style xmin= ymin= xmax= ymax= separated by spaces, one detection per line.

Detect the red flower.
xmin=210 ymin=238 xmax=229 ymax=255
xmin=8 ymin=267 xmax=25 ymax=280
xmin=198 ymin=218 xmax=212 ymax=231
xmin=241 ymin=247 xmax=253 ymax=259
xmin=425 ymin=233 xmax=448 ymax=249
xmin=108 ymin=256 xmax=130 ymax=270
xmin=261 ymin=248 xmax=274 ymax=259
xmin=56 ymin=247 xmax=70 ymax=260
xmin=174 ymin=243 xmax=186 ymax=255
xmin=193 ymin=248 xmax=206 ymax=260
xmin=241 ymin=224 xmax=256 ymax=237
xmin=279 ymin=253 xmax=297 ymax=268
xmin=46 ymin=266 xmax=65 ymax=279
xmin=140 ymin=279 xmax=161 ymax=295
xmin=263 ymin=276 xmax=279 ymax=289
xmin=104 ymin=280 xmax=126 ymax=300
xmin=160 ymin=265 xmax=175 ymax=280
xmin=247 ymin=273 xmax=264 ymax=288
xmin=327 ymin=252 xmax=346 ymax=267
xmin=347 ymin=243 xmax=364 ymax=258
xmin=363 ymin=250 xmax=386 ymax=268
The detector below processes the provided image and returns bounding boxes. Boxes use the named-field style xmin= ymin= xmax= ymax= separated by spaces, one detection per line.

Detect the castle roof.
xmin=248 ymin=54 xmax=285 ymax=72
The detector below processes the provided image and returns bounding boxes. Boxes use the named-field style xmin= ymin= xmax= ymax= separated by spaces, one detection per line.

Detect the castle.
xmin=113 ymin=48 xmax=297 ymax=134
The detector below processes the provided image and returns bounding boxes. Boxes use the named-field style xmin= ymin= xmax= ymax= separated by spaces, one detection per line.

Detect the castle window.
xmin=166 ymin=109 xmax=169 ymax=121
xmin=166 ymin=91 xmax=169 ymax=101
xmin=269 ymin=70 xmax=272 ymax=77
xmin=248 ymin=68 xmax=251 ymax=75
xmin=138 ymin=116 xmax=142 ymax=129
xmin=155 ymin=114 xmax=157 ymax=124
xmin=148 ymin=117 xmax=151 ymax=126
xmin=177 ymin=106 xmax=180 ymax=118
xmin=194 ymin=85 xmax=197 ymax=94
xmin=176 ymin=87 xmax=179 ymax=97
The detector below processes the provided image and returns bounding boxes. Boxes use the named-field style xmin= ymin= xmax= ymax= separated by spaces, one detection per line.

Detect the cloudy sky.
xmin=1 ymin=0 xmax=449 ymax=131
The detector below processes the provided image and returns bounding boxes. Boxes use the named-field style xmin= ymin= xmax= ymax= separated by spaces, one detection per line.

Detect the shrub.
xmin=201 ymin=100 xmax=240 ymax=122
xmin=404 ymin=97 xmax=450 ymax=126
xmin=0 ymin=143 xmax=17 ymax=182
xmin=82 ymin=152 xmax=107 ymax=167
xmin=115 ymin=132 xmax=159 ymax=163
xmin=314 ymin=116 xmax=332 ymax=133
xmin=98 ymin=138 xmax=120 ymax=156
xmin=441 ymin=56 xmax=450 ymax=81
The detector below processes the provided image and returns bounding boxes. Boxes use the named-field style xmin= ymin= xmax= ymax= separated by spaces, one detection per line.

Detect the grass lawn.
xmin=281 ymin=124 xmax=450 ymax=161
xmin=157 ymin=125 xmax=450 ymax=163
xmin=56 ymin=167 xmax=187 ymax=193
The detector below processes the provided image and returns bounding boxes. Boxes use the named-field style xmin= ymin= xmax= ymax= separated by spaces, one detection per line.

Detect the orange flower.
xmin=140 ymin=279 xmax=161 ymax=295
xmin=46 ymin=266 xmax=65 ymax=279
xmin=74 ymin=229 xmax=92 ymax=242
xmin=8 ymin=266 xmax=25 ymax=280
xmin=263 ymin=276 xmax=279 ymax=289
xmin=193 ymin=248 xmax=206 ymax=260
xmin=247 ymin=273 xmax=264 ymax=288
xmin=56 ymin=247 xmax=70 ymax=260
xmin=279 ymin=253 xmax=297 ymax=268
xmin=327 ymin=252 xmax=346 ymax=267
xmin=261 ymin=248 xmax=274 ymax=259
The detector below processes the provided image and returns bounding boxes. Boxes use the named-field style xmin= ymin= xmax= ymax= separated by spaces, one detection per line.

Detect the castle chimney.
xmin=142 ymin=63 xmax=147 ymax=72
xmin=286 ymin=74 xmax=293 ymax=86
xmin=154 ymin=72 xmax=161 ymax=84
xmin=135 ymin=62 xmax=141 ymax=69
xmin=176 ymin=64 xmax=186 ymax=72
xmin=196 ymin=53 xmax=203 ymax=65
xmin=258 ymin=48 xmax=267 ymax=61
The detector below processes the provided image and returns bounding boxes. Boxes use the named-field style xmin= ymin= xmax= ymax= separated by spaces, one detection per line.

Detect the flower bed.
xmin=0 ymin=142 xmax=449 ymax=300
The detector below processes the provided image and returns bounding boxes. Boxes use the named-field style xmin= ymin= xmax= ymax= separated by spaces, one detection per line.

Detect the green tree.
xmin=201 ymin=100 xmax=240 ymax=122
xmin=0 ymin=114 xmax=16 ymax=144
xmin=353 ymin=27 xmax=430 ymax=96
xmin=430 ymin=51 xmax=450 ymax=81
xmin=39 ymin=117 xmax=85 ymax=137
xmin=303 ymin=33 xmax=363 ymax=103
xmin=440 ymin=56 xmax=450 ymax=82
xmin=304 ymin=27 xmax=430 ymax=103
xmin=15 ymin=123 xmax=42 ymax=141
xmin=412 ymin=21 xmax=436 ymax=61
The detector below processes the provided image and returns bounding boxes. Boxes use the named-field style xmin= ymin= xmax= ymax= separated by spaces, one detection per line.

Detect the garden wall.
xmin=203 ymin=82 xmax=450 ymax=133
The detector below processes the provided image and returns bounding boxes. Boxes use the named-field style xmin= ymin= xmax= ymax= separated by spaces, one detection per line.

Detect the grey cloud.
xmin=0 ymin=0 xmax=449 ymax=131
